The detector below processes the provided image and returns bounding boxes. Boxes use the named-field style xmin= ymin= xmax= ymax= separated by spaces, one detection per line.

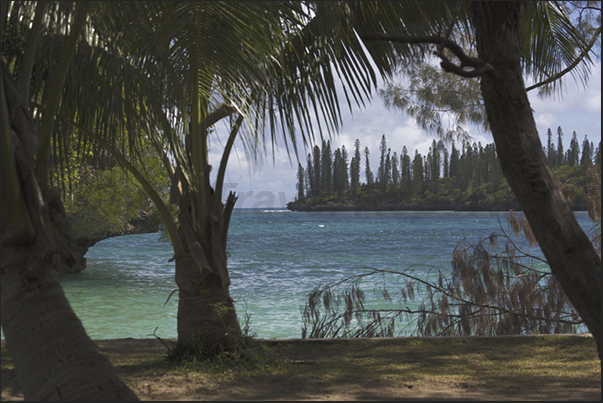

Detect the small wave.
xmin=260 ymin=209 xmax=291 ymax=213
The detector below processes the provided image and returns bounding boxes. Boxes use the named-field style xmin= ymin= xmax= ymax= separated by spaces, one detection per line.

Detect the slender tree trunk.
xmin=174 ymin=193 xmax=241 ymax=345
xmin=1 ymin=63 xmax=138 ymax=400
xmin=471 ymin=1 xmax=601 ymax=358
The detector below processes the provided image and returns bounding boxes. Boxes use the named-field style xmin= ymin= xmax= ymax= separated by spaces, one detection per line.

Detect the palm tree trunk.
xmin=174 ymin=193 xmax=241 ymax=345
xmin=175 ymin=255 xmax=241 ymax=344
xmin=1 ymin=62 xmax=138 ymax=400
xmin=471 ymin=1 xmax=601 ymax=358
xmin=1 ymin=268 xmax=138 ymax=400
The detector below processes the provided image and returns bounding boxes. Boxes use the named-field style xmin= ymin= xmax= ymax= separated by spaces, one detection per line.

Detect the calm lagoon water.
xmin=53 ymin=210 xmax=594 ymax=340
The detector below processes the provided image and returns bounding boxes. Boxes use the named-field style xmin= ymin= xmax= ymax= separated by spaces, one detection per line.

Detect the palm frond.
xmin=521 ymin=1 xmax=596 ymax=98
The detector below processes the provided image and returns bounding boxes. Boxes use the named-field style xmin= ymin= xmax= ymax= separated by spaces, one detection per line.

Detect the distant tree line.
xmin=290 ymin=128 xmax=601 ymax=211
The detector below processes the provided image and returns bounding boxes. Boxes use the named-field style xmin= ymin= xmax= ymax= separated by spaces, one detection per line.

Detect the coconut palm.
xmin=1 ymin=2 xmax=139 ymax=399
xmin=54 ymin=1 xmax=426 ymax=347
xmin=58 ymin=1 xmax=398 ymax=346
xmin=2 ymin=0 xmax=405 ymax=368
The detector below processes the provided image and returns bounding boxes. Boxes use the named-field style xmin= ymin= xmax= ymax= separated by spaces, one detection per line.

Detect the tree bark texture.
xmin=175 ymin=254 xmax=241 ymax=345
xmin=1 ymin=272 xmax=138 ymax=400
xmin=1 ymin=63 xmax=138 ymax=400
xmin=174 ymin=192 xmax=241 ymax=345
xmin=471 ymin=1 xmax=601 ymax=357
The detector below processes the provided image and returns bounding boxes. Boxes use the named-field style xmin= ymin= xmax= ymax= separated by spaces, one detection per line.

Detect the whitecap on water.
xmin=261 ymin=209 xmax=291 ymax=213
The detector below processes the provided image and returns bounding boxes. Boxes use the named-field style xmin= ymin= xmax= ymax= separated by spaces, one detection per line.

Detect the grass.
xmin=262 ymin=335 xmax=600 ymax=388
xmin=100 ymin=335 xmax=600 ymax=386
xmin=2 ymin=335 xmax=601 ymax=400
xmin=163 ymin=333 xmax=285 ymax=374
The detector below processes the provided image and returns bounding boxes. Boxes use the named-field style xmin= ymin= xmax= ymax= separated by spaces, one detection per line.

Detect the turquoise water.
xmin=52 ymin=210 xmax=595 ymax=340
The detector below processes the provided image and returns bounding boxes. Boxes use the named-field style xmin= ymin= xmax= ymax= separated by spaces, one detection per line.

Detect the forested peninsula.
xmin=288 ymin=128 xmax=601 ymax=212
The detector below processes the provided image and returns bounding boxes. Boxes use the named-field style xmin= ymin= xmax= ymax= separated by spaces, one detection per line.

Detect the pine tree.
xmin=305 ymin=168 xmax=312 ymax=198
xmin=365 ymin=146 xmax=374 ymax=185
xmin=411 ymin=150 xmax=423 ymax=196
xmin=468 ymin=142 xmax=477 ymax=184
xmin=449 ymin=141 xmax=459 ymax=178
xmin=477 ymin=142 xmax=485 ymax=185
xmin=306 ymin=153 xmax=316 ymax=197
xmin=296 ymin=163 xmax=305 ymax=200
xmin=296 ymin=134 xmax=597 ymax=211
xmin=457 ymin=141 xmax=475 ymax=191
xmin=350 ymin=139 xmax=361 ymax=198
xmin=377 ymin=134 xmax=388 ymax=185
xmin=400 ymin=146 xmax=411 ymax=193
xmin=425 ymin=153 xmax=432 ymax=190
xmin=332 ymin=147 xmax=349 ymax=198
xmin=321 ymin=140 xmax=333 ymax=194
xmin=443 ymin=147 xmax=449 ymax=178
xmin=333 ymin=148 xmax=343 ymax=196
xmin=546 ymin=128 xmax=556 ymax=167
xmin=385 ymin=148 xmax=392 ymax=186
xmin=429 ymin=140 xmax=442 ymax=190
xmin=567 ymin=131 xmax=580 ymax=166
xmin=556 ymin=126 xmax=565 ymax=167
xmin=391 ymin=151 xmax=399 ymax=186
xmin=313 ymin=145 xmax=321 ymax=195
xmin=581 ymin=136 xmax=593 ymax=166
xmin=485 ymin=143 xmax=502 ymax=183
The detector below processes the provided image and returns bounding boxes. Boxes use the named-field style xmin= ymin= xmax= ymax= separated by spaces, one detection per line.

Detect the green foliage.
xmin=379 ymin=62 xmax=486 ymax=140
xmin=296 ymin=163 xmax=305 ymax=201
xmin=1 ymin=343 xmax=10 ymax=365
xmin=350 ymin=139 xmax=362 ymax=199
xmin=291 ymin=131 xmax=594 ymax=211
xmin=62 ymin=154 xmax=173 ymax=240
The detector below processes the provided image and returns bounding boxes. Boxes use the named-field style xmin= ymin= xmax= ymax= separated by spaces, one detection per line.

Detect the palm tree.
xmin=3 ymin=0 xmax=404 ymax=356
xmin=354 ymin=0 xmax=601 ymax=358
xmin=1 ymin=2 xmax=139 ymax=399
xmin=74 ymin=1 xmax=402 ymax=346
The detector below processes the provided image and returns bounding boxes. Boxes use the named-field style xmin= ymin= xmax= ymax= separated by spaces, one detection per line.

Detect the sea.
xmin=44 ymin=210 xmax=598 ymax=340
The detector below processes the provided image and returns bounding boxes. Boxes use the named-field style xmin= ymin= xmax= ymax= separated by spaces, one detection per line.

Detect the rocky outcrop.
xmin=47 ymin=186 xmax=161 ymax=274
xmin=65 ymin=210 xmax=161 ymax=273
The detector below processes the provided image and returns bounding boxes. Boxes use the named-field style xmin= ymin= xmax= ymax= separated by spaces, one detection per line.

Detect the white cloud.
xmin=528 ymin=61 xmax=601 ymax=147
xmin=583 ymin=90 xmax=602 ymax=112
xmin=533 ymin=112 xmax=557 ymax=129
xmin=212 ymin=61 xmax=601 ymax=208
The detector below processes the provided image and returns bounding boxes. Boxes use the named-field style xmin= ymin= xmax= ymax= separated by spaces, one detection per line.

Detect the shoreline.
xmin=286 ymin=205 xmax=590 ymax=212
xmin=109 ymin=332 xmax=596 ymax=341
xmin=4 ymin=332 xmax=592 ymax=344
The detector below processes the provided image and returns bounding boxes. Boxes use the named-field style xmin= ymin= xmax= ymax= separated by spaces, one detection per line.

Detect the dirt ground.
xmin=2 ymin=335 xmax=601 ymax=401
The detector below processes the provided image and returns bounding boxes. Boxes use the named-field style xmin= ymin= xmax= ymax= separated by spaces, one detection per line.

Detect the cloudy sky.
xmin=210 ymin=61 xmax=602 ymax=209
